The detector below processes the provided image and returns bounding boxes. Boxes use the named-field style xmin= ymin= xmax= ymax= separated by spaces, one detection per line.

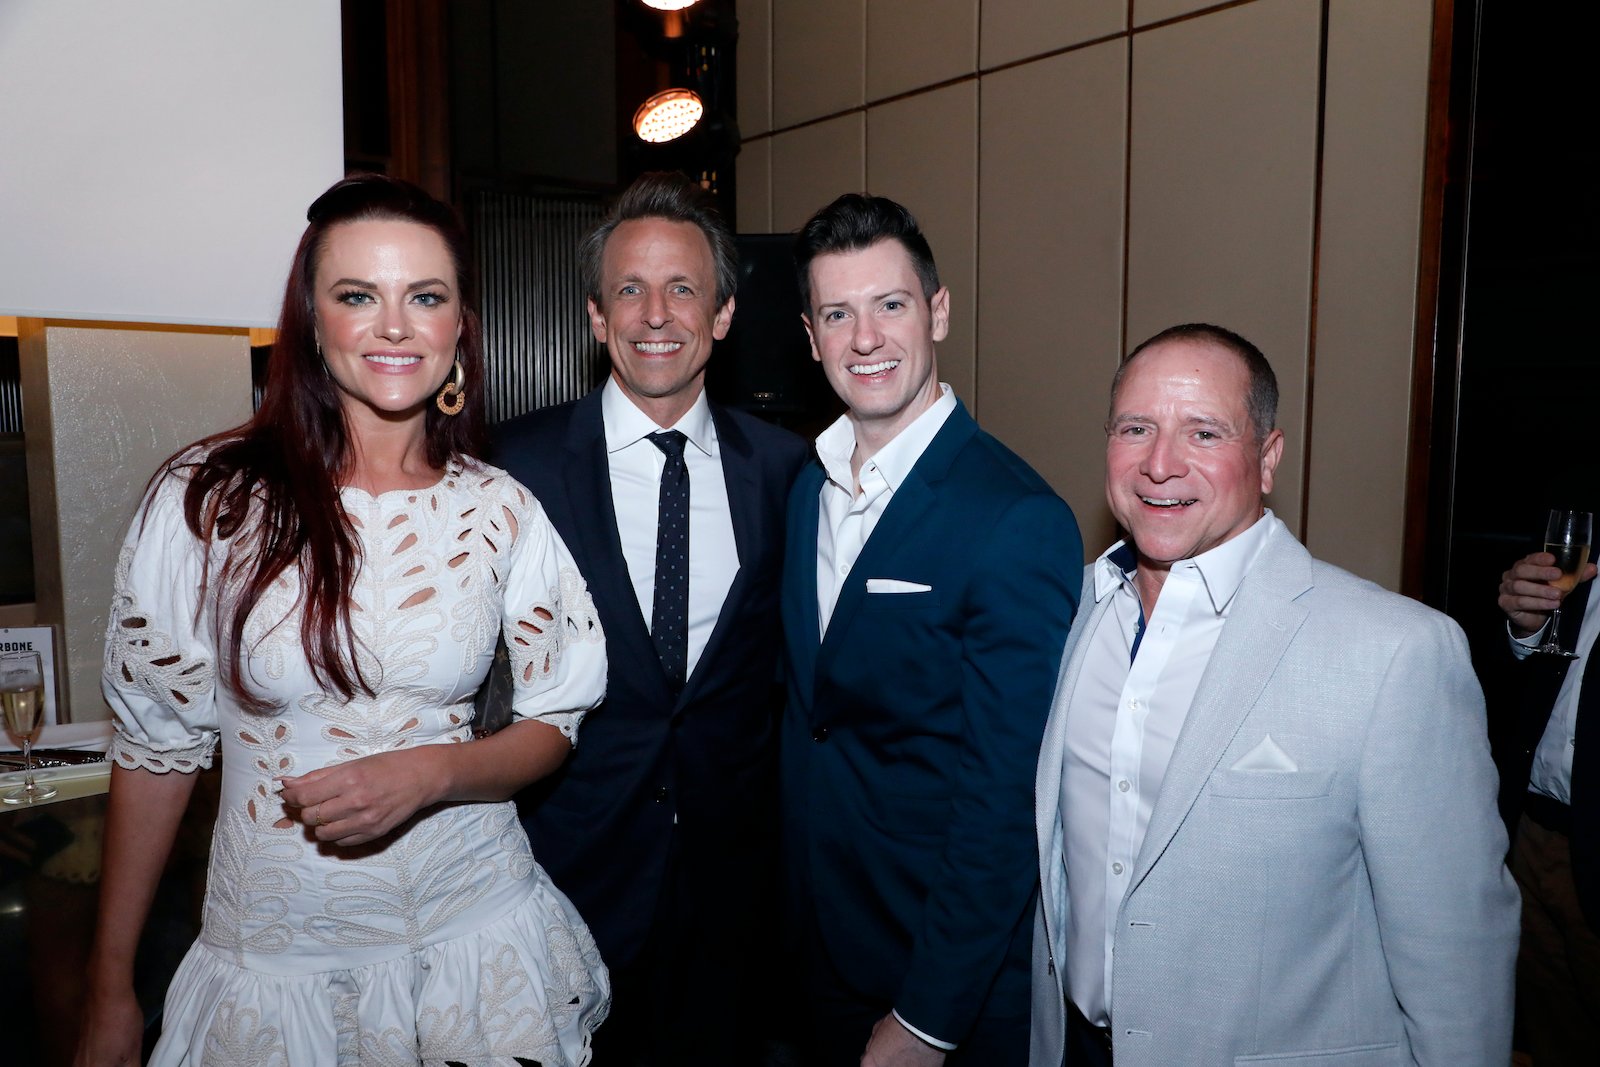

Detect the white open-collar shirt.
xmin=1511 ymin=590 xmax=1600 ymax=804
xmin=812 ymin=382 xmax=959 ymax=1048
xmin=814 ymin=383 xmax=957 ymax=635
xmin=1061 ymin=511 xmax=1278 ymax=1026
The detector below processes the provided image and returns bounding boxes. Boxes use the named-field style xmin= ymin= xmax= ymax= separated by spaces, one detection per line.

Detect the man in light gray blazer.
xmin=1029 ymin=323 xmax=1519 ymax=1067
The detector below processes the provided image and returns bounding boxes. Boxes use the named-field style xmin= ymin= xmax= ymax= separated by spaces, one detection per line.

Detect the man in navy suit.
xmin=495 ymin=172 xmax=809 ymax=1065
xmin=781 ymin=194 xmax=1082 ymax=1066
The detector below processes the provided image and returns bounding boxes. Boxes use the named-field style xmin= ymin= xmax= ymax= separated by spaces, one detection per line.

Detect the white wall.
xmin=0 ymin=0 xmax=345 ymax=328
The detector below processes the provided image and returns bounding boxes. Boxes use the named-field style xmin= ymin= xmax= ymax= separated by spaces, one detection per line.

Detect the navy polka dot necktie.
xmin=649 ymin=430 xmax=690 ymax=692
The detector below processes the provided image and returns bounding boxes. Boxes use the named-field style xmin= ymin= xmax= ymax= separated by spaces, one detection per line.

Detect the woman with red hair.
xmin=77 ymin=175 xmax=610 ymax=1066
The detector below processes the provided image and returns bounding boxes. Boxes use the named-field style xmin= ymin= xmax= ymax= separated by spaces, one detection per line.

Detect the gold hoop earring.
xmin=436 ymin=357 xmax=465 ymax=416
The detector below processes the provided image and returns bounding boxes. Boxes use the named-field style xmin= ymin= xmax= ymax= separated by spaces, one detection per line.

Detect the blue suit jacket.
xmin=781 ymin=401 xmax=1082 ymax=1044
xmin=495 ymin=388 xmax=809 ymax=969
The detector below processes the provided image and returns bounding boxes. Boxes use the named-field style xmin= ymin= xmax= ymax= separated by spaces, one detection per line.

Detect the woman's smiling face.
xmin=313 ymin=217 xmax=463 ymax=426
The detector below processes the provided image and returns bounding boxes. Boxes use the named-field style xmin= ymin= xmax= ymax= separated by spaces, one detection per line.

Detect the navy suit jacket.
xmin=1498 ymin=579 xmax=1600 ymax=925
xmin=781 ymin=401 xmax=1082 ymax=1043
xmin=495 ymin=387 xmax=809 ymax=968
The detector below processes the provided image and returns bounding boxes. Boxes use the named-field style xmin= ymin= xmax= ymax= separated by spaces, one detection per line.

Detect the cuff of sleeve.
xmin=1508 ymin=619 xmax=1549 ymax=659
xmin=108 ymin=732 xmax=216 ymax=774
xmin=893 ymin=1010 xmax=957 ymax=1051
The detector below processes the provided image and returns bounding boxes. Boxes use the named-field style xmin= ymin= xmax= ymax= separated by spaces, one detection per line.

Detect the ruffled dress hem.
xmin=148 ymin=875 xmax=610 ymax=1067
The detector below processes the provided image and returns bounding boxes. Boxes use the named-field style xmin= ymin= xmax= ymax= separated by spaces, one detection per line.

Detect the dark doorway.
xmin=1429 ymin=0 xmax=1600 ymax=657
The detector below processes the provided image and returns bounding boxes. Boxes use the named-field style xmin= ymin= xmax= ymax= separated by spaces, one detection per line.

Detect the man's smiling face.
xmin=1105 ymin=338 xmax=1283 ymax=574
xmin=803 ymin=237 xmax=947 ymax=449
xmin=588 ymin=216 xmax=733 ymax=425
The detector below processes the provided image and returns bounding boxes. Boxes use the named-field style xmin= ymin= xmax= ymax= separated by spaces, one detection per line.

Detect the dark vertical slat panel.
xmin=0 ymin=344 xmax=22 ymax=434
xmin=468 ymin=187 xmax=602 ymax=425
xmin=0 ymin=382 xmax=21 ymax=434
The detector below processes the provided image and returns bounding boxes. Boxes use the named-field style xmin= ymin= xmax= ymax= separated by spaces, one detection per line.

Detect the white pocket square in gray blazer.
xmin=1229 ymin=733 xmax=1299 ymax=772
xmin=866 ymin=578 xmax=934 ymax=594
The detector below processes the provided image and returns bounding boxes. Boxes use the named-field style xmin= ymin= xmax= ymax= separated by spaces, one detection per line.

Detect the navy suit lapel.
xmin=815 ymin=403 xmax=979 ymax=686
xmin=680 ymin=404 xmax=758 ymax=702
xmin=787 ymin=462 xmax=826 ymax=711
xmin=562 ymin=392 xmax=668 ymax=694
xmin=1566 ymin=583 xmax=1600 ymax=923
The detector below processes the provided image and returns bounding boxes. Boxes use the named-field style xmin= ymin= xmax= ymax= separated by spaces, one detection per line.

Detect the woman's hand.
xmin=74 ymin=986 xmax=145 ymax=1067
xmin=279 ymin=747 xmax=448 ymax=846
xmin=279 ymin=721 xmax=573 ymax=846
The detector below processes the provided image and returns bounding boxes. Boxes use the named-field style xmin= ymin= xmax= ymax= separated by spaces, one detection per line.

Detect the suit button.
xmin=654 ymin=787 xmax=669 ymax=803
xmin=812 ymin=726 xmax=829 ymax=742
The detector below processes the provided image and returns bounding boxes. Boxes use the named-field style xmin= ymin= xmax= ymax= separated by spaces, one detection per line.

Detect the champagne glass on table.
xmin=1536 ymin=508 xmax=1594 ymax=659
xmin=1 ymin=651 xmax=56 ymax=804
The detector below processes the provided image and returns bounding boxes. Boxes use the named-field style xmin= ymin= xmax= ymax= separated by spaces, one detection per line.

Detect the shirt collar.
xmin=815 ymin=383 xmax=957 ymax=493
xmin=601 ymin=376 xmax=717 ymax=457
xmin=1093 ymin=509 xmax=1279 ymax=614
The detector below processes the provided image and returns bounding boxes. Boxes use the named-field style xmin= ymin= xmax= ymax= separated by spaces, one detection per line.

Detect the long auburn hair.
xmin=160 ymin=174 xmax=487 ymax=711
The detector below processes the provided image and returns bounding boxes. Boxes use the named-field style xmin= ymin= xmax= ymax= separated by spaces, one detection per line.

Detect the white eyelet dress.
xmin=102 ymin=458 xmax=610 ymax=1067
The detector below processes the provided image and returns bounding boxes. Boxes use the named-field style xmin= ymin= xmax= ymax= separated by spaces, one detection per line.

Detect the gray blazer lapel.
xmin=1036 ymin=568 xmax=1104 ymax=928
xmin=1128 ymin=530 xmax=1315 ymax=893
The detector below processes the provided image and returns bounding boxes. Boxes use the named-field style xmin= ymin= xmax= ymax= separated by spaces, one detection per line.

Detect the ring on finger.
xmin=313 ymin=805 xmax=326 ymax=828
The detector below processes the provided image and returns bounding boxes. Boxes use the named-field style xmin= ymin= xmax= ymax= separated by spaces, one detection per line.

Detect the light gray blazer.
xmin=1030 ymin=523 xmax=1519 ymax=1067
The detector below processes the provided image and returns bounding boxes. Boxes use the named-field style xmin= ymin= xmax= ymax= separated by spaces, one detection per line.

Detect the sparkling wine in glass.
xmin=1 ymin=651 xmax=56 ymax=804
xmin=1536 ymin=509 xmax=1594 ymax=659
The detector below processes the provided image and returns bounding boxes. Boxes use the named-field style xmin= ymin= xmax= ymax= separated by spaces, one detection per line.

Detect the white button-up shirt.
xmin=1061 ymin=511 xmax=1277 ymax=1026
xmin=812 ymin=383 xmax=959 ymax=1049
xmin=602 ymin=379 xmax=737 ymax=679
xmin=1510 ymin=591 xmax=1600 ymax=804
xmin=814 ymin=384 xmax=956 ymax=635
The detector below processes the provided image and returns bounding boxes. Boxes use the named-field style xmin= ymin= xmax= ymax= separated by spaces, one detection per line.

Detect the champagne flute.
xmin=1 ymin=651 xmax=56 ymax=804
xmin=1536 ymin=508 xmax=1594 ymax=659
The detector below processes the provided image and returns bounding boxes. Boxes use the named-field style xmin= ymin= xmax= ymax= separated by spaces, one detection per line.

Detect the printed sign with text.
xmin=0 ymin=626 xmax=59 ymax=729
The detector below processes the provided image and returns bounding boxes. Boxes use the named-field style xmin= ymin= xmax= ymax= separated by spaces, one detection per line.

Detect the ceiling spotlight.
xmin=633 ymin=88 xmax=704 ymax=143
xmin=641 ymin=1 xmax=699 ymax=9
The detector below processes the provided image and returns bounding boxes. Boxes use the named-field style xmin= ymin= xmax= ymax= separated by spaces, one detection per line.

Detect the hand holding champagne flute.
xmin=1 ymin=650 xmax=56 ymax=804
xmin=1536 ymin=508 xmax=1594 ymax=659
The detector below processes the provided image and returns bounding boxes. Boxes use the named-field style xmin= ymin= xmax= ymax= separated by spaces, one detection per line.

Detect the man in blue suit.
xmin=495 ymin=173 xmax=809 ymax=1065
xmin=781 ymin=194 xmax=1082 ymax=1066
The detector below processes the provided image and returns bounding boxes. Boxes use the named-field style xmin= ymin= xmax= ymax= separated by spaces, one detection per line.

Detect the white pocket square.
xmin=1230 ymin=734 xmax=1299 ymax=772
xmin=866 ymin=578 xmax=933 ymax=594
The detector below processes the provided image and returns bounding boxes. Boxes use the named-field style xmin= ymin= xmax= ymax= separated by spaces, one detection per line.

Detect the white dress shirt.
xmin=602 ymin=379 xmax=737 ymax=679
xmin=1061 ymin=511 xmax=1278 ymax=1026
xmin=815 ymin=384 xmax=957 ymax=635
xmin=813 ymin=383 xmax=958 ymax=1050
xmin=1509 ymin=590 xmax=1600 ymax=804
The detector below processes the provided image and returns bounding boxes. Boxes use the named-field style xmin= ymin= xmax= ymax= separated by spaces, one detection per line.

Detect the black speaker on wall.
xmin=707 ymin=234 xmax=839 ymax=436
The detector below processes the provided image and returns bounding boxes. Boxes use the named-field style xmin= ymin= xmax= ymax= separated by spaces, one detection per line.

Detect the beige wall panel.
xmin=1305 ymin=0 xmax=1433 ymax=589
xmin=773 ymin=0 xmax=864 ymax=128
xmin=978 ymin=43 xmax=1129 ymax=556
xmin=1126 ymin=0 xmax=1321 ymax=536
xmin=737 ymin=0 xmax=773 ymax=135
xmin=21 ymin=323 xmax=250 ymax=721
xmin=866 ymin=0 xmax=977 ymax=101
xmin=770 ymin=114 xmax=867 ymax=232
xmin=981 ymin=0 xmax=1127 ymax=69
xmin=739 ymin=137 xmax=774 ymax=233
xmin=1134 ymin=0 xmax=1232 ymax=27
xmin=867 ymin=83 xmax=979 ymax=405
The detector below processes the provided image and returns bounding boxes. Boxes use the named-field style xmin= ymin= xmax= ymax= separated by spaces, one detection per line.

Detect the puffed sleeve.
xmin=102 ymin=469 xmax=220 ymax=773
xmin=497 ymin=478 xmax=606 ymax=743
